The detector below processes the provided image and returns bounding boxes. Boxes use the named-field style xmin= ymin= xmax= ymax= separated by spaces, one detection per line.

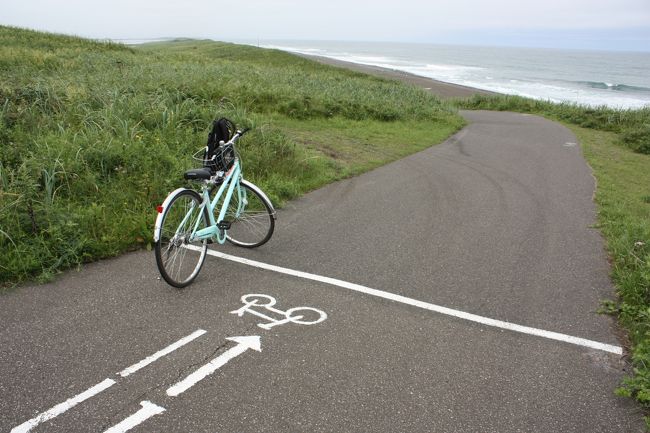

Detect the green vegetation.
xmin=458 ymin=93 xmax=650 ymax=422
xmin=580 ymin=126 xmax=650 ymax=427
xmin=579 ymin=128 xmax=650 ymax=406
xmin=0 ymin=26 xmax=462 ymax=286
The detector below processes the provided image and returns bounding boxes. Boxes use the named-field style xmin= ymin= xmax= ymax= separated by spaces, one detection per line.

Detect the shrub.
xmin=621 ymin=125 xmax=650 ymax=155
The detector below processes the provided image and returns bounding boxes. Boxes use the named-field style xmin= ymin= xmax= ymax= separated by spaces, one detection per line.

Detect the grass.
xmin=576 ymin=127 xmax=650 ymax=408
xmin=0 ymin=26 xmax=463 ymax=286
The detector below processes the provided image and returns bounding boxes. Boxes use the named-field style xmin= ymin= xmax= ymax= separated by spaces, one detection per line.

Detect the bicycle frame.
xmin=190 ymin=158 xmax=244 ymax=244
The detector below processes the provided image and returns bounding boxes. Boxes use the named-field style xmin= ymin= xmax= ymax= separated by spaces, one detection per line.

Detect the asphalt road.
xmin=0 ymin=111 xmax=643 ymax=432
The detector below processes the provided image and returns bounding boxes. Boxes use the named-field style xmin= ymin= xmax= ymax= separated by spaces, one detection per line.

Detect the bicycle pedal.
xmin=217 ymin=221 xmax=232 ymax=231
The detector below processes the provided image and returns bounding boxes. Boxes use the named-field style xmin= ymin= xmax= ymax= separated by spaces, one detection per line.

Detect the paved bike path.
xmin=0 ymin=111 xmax=643 ymax=432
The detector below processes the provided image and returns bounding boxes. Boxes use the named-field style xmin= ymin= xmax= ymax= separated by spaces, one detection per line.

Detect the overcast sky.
xmin=2 ymin=0 xmax=650 ymax=51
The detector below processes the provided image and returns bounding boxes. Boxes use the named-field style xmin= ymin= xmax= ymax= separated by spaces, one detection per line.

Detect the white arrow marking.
xmin=166 ymin=336 xmax=262 ymax=397
xmin=11 ymin=378 xmax=116 ymax=433
xmin=103 ymin=401 xmax=165 ymax=433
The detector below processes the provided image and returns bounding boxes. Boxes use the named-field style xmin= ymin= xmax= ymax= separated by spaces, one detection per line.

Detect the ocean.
xmin=252 ymin=40 xmax=650 ymax=110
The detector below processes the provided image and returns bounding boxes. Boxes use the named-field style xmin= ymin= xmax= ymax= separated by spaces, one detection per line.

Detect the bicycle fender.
xmin=241 ymin=179 xmax=277 ymax=219
xmin=154 ymin=187 xmax=190 ymax=243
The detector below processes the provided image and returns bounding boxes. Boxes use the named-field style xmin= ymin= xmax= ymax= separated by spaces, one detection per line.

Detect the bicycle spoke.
xmin=232 ymin=217 xmax=265 ymax=236
xmin=225 ymin=182 xmax=274 ymax=248
xmin=155 ymin=190 xmax=208 ymax=288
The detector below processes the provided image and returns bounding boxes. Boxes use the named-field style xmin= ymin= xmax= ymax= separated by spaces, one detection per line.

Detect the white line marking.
xmin=11 ymin=378 xmax=116 ymax=433
xmin=199 ymin=247 xmax=623 ymax=355
xmin=103 ymin=401 xmax=165 ymax=433
xmin=166 ymin=336 xmax=262 ymax=397
xmin=118 ymin=329 xmax=207 ymax=377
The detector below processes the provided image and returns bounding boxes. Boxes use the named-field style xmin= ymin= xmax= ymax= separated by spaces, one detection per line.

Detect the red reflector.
xmin=157 ymin=205 xmax=164 ymax=213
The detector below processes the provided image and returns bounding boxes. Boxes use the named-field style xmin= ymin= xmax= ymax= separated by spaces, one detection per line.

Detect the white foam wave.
xmin=261 ymin=45 xmax=327 ymax=56
xmin=424 ymin=64 xmax=485 ymax=72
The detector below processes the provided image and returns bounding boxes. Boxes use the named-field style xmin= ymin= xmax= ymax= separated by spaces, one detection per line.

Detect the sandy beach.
xmin=299 ymin=54 xmax=496 ymax=99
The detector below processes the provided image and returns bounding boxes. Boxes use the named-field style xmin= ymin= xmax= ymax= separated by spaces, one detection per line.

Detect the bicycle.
xmin=154 ymin=118 xmax=275 ymax=288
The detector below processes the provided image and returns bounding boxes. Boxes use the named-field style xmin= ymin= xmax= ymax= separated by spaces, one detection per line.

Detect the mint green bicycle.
xmin=154 ymin=118 xmax=275 ymax=287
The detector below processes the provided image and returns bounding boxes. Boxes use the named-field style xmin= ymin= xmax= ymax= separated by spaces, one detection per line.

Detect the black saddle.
xmin=183 ymin=168 xmax=212 ymax=181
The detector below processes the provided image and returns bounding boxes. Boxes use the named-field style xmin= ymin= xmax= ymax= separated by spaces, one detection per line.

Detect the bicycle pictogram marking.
xmin=230 ymin=294 xmax=328 ymax=330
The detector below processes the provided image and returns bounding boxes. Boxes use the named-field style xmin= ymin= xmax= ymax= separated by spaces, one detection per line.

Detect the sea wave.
xmin=424 ymin=64 xmax=485 ymax=72
xmin=579 ymin=81 xmax=650 ymax=93
xmin=262 ymin=45 xmax=400 ymax=68
xmin=262 ymin=45 xmax=326 ymax=56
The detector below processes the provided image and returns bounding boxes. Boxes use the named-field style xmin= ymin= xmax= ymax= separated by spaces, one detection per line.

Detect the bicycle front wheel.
xmin=155 ymin=189 xmax=208 ymax=287
xmin=226 ymin=181 xmax=275 ymax=248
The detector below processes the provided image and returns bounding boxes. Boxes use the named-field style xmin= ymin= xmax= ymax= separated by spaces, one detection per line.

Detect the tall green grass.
xmin=0 ymin=26 xmax=462 ymax=285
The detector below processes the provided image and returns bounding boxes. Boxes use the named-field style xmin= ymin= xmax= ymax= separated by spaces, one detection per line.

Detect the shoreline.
xmin=294 ymin=53 xmax=648 ymax=109
xmin=297 ymin=53 xmax=497 ymax=99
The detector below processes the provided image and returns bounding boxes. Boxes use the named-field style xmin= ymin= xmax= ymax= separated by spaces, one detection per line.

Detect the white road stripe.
xmin=103 ymin=401 xmax=165 ymax=433
xmin=200 ymin=247 xmax=623 ymax=355
xmin=118 ymin=329 xmax=207 ymax=377
xmin=11 ymin=378 xmax=116 ymax=433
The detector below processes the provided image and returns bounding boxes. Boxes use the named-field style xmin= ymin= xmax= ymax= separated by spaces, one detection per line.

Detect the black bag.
xmin=204 ymin=118 xmax=236 ymax=172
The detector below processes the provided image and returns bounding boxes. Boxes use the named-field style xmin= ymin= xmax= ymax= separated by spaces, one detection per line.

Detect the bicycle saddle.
xmin=183 ymin=168 xmax=212 ymax=180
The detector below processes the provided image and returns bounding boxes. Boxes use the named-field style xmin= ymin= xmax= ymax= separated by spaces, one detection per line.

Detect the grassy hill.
xmin=0 ymin=26 xmax=463 ymax=284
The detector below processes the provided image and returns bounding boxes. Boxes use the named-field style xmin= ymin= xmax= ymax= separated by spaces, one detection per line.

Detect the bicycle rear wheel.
xmin=226 ymin=181 xmax=275 ymax=248
xmin=155 ymin=189 xmax=208 ymax=287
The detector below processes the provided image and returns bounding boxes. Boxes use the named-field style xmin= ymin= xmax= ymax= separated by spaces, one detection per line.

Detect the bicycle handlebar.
xmin=229 ymin=128 xmax=250 ymax=144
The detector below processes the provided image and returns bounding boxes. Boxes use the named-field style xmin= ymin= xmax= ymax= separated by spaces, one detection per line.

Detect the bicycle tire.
xmin=225 ymin=181 xmax=275 ymax=248
xmin=155 ymin=189 xmax=209 ymax=287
